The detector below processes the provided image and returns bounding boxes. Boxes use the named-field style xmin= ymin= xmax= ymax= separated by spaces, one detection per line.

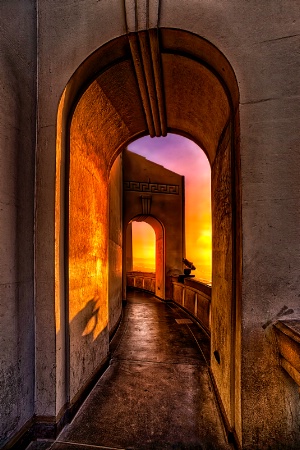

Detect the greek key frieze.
xmin=124 ymin=181 xmax=179 ymax=195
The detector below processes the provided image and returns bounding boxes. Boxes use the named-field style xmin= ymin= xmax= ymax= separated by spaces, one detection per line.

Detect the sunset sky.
xmin=128 ymin=133 xmax=212 ymax=282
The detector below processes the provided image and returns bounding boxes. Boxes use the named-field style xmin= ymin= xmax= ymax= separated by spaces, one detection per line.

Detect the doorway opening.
xmin=132 ymin=221 xmax=156 ymax=273
xmin=128 ymin=133 xmax=212 ymax=284
xmin=125 ymin=215 xmax=165 ymax=299
xmin=54 ymin=27 xmax=241 ymax=441
xmin=126 ymin=220 xmax=156 ymax=294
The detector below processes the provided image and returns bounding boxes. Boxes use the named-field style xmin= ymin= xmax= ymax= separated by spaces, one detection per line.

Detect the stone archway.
xmin=2 ymin=1 xmax=300 ymax=448
xmin=122 ymin=146 xmax=186 ymax=301
xmin=54 ymin=27 xmax=241 ymax=443
xmin=125 ymin=216 xmax=165 ymax=299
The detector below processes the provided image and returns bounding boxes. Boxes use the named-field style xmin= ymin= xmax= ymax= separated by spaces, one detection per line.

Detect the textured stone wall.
xmin=108 ymin=154 xmax=123 ymax=335
xmin=1 ymin=1 xmax=299 ymax=447
xmin=68 ymin=86 xmax=111 ymax=401
xmin=0 ymin=1 xmax=36 ymax=445
xmin=211 ymin=129 xmax=233 ymax=428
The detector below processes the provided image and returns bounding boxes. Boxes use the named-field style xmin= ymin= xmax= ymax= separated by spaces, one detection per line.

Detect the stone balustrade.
xmin=126 ymin=271 xmax=156 ymax=293
xmin=126 ymin=272 xmax=211 ymax=333
xmin=171 ymin=277 xmax=211 ymax=334
xmin=273 ymin=320 xmax=300 ymax=388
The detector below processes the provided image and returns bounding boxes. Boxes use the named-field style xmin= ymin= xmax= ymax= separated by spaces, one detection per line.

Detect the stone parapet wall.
xmin=127 ymin=271 xmax=156 ymax=294
xmin=126 ymin=273 xmax=211 ymax=332
xmin=273 ymin=320 xmax=300 ymax=388
xmin=171 ymin=278 xmax=211 ymax=333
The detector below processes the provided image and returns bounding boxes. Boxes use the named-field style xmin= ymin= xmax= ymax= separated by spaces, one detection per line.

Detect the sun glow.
xmin=132 ymin=221 xmax=156 ymax=272
xmin=128 ymin=134 xmax=212 ymax=282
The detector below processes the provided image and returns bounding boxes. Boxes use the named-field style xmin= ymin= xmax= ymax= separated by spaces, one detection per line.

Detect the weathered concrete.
xmin=211 ymin=129 xmax=234 ymax=431
xmin=0 ymin=0 xmax=36 ymax=446
xmin=68 ymin=89 xmax=111 ymax=401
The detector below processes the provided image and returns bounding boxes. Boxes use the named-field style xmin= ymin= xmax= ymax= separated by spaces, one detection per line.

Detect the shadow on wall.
xmin=56 ymin=296 xmax=109 ymax=412
xmin=70 ymin=298 xmax=100 ymax=339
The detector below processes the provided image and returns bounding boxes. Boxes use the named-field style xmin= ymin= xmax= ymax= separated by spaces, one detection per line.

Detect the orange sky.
xmin=132 ymin=221 xmax=156 ymax=272
xmin=128 ymin=133 xmax=211 ymax=282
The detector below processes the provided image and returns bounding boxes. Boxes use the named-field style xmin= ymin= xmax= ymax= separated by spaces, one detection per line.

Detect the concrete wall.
xmin=0 ymin=1 xmax=36 ymax=445
xmin=156 ymin=6 xmax=300 ymax=445
xmin=1 ymin=1 xmax=300 ymax=448
xmin=68 ymin=85 xmax=111 ymax=401
xmin=108 ymin=154 xmax=123 ymax=335
xmin=211 ymin=127 xmax=234 ymax=430
xmin=34 ymin=1 xmax=134 ymax=421
xmin=69 ymin=92 xmax=124 ymax=409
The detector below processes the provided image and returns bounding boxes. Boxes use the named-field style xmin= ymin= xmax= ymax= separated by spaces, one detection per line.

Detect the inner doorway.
xmin=132 ymin=221 xmax=156 ymax=273
xmin=125 ymin=216 xmax=165 ymax=299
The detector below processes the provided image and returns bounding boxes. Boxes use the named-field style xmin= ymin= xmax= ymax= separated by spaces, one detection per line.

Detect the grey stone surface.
xmin=0 ymin=0 xmax=36 ymax=445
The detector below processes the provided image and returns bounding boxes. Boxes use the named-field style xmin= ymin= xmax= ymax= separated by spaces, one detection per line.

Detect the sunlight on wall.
xmin=128 ymin=134 xmax=211 ymax=282
xmin=132 ymin=221 xmax=156 ymax=272
xmin=69 ymin=96 xmax=109 ymax=346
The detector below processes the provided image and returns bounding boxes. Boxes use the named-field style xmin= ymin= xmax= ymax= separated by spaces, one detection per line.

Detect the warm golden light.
xmin=69 ymin=99 xmax=109 ymax=345
xmin=132 ymin=221 xmax=156 ymax=272
xmin=128 ymin=134 xmax=212 ymax=282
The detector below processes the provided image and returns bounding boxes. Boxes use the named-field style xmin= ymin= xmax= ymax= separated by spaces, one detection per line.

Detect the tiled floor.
xmin=29 ymin=291 xmax=231 ymax=450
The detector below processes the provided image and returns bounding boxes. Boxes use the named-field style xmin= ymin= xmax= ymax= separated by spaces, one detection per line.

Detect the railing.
xmin=171 ymin=277 xmax=211 ymax=334
xmin=126 ymin=272 xmax=211 ymax=333
xmin=126 ymin=271 xmax=156 ymax=293
xmin=272 ymin=320 xmax=300 ymax=388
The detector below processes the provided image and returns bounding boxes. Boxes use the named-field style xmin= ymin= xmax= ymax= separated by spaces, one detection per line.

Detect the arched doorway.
xmin=128 ymin=134 xmax=212 ymax=284
xmin=55 ymin=28 xmax=241 ymax=441
xmin=125 ymin=216 xmax=165 ymax=299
